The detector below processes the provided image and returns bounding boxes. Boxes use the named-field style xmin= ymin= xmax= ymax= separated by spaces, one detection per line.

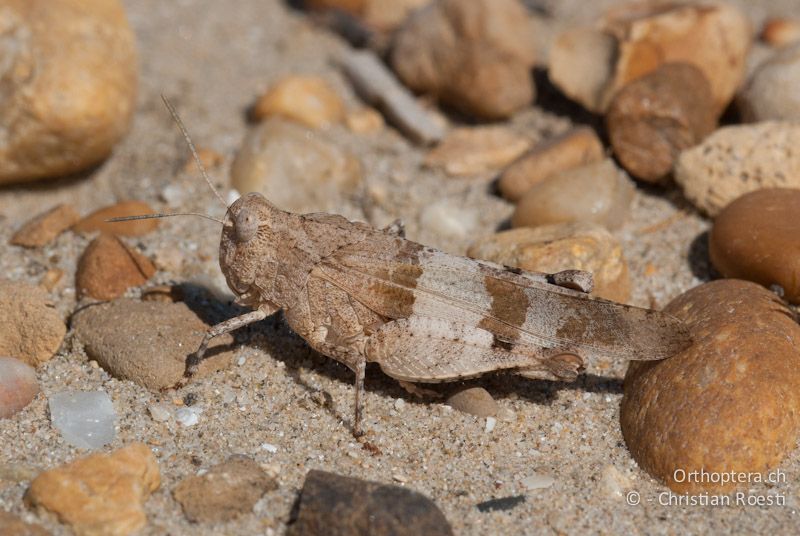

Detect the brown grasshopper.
xmin=114 ymin=98 xmax=691 ymax=436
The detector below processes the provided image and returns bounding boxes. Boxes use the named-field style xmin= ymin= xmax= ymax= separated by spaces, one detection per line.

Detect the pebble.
xmin=49 ymin=391 xmax=116 ymax=450
xmin=498 ymin=127 xmax=604 ymax=202
xmin=419 ymin=200 xmax=479 ymax=240
xmin=484 ymin=416 xmax=496 ymax=433
xmin=230 ymin=118 xmax=362 ymax=213
xmin=0 ymin=0 xmax=137 ymax=184
xmin=739 ymin=42 xmax=800 ymax=122
xmin=709 ymin=188 xmax=800 ymax=304
xmin=621 ymin=280 xmax=800 ymax=493
xmin=0 ymin=278 xmax=65 ymax=367
xmin=25 ymin=443 xmax=160 ymax=535
xmin=607 ymin=63 xmax=716 ymax=183
xmin=147 ymin=404 xmax=171 ymax=423
xmin=345 ymin=107 xmax=385 ymax=134
xmin=289 ymin=470 xmax=453 ymax=536
xmin=521 ymin=472 xmax=555 ymax=491
xmin=181 ymin=146 xmax=224 ymax=175
xmin=0 ymin=510 xmax=49 ymax=536
xmin=175 ymin=407 xmax=200 ymax=427
xmin=674 ymin=121 xmax=800 ymax=216
xmin=390 ymin=0 xmax=537 ymax=120
xmin=475 ymin=495 xmax=525 ymax=513
xmin=424 ymin=127 xmax=531 ymax=176
xmin=0 ymin=356 xmax=39 ymax=419
xmin=253 ymin=75 xmax=345 ymax=128
xmin=75 ymin=233 xmax=156 ymax=300
xmin=549 ymin=2 xmax=750 ymax=113
xmin=511 ymin=159 xmax=634 ymax=230
xmin=342 ymin=49 xmax=444 ymax=144
xmin=599 ymin=464 xmax=631 ymax=498
xmin=10 ymin=204 xmax=81 ymax=248
xmin=72 ymin=201 xmax=159 ymax=237
xmin=760 ymin=18 xmax=800 ymax=47
xmin=467 ymin=222 xmax=631 ymax=303
xmin=72 ymin=299 xmax=235 ymax=390
xmin=445 ymin=387 xmax=498 ymax=418
xmin=173 ymin=456 xmax=277 ymax=523
xmin=40 ymin=268 xmax=65 ymax=292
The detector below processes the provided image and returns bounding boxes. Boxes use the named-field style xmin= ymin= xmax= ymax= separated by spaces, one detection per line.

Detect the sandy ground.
xmin=1 ymin=0 xmax=800 ymax=534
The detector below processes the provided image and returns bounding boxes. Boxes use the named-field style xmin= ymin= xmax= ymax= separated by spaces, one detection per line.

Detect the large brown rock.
xmin=0 ymin=0 xmax=137 ymax=184
xmin=391 ymin=0 xmax=537 ymax=120
xmin=607 ymin=63 xmax=716 ymax=183
xmin=549 ymin=1 xmax=751 ymax=114
xmin=710 ymin=188 xmax=800 ymax=304
xmin=25 ymin=443 xmax=160 ymax=536
xmin=621 ymin=280 xmax=800 ymax=493
xmin=0 ymin=279 xmax=65 ymax=367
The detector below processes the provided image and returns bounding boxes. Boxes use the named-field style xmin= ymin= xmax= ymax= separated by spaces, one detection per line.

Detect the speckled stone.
xmin=621 ymin=280 xmax=800 ymax=493
xmin=0 ymin=279 xmax=65 ymax=367
xmin=709 ymin=188 xmax=800 ymax=304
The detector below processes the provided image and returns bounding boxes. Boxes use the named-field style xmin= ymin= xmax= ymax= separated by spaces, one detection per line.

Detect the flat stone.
xmin=391 ymin=0 xmax=537 ymax=120
xmin=0 ymin=510 xmax=50 ymax=536
xmin=231 ymin=118 xmax=362 ymax=213
xmin=25 ymin=443 xmax=160 ymax=536
xmin=0 ymin=357 xmax=39 ymax=419
xmin=621 ymin=280 xmax=800 ymax=493
xmin=71 ymin=299 xmax=234 ymax=390
xmin=511 ymin=159 xmax=634 ymax=230
xmin=467 ymin=222 xmax=631 ymax=303
xmin=709 ymin=188 xmax=800 ymax=304
xmin=253 ymin=75 xmax=345 ymax=128
xmin=425 ymin=126 xmax=531 ymax=176
xmin=72 ymin=201 xmax=158 ymax=237
xmin=289 ymin=470 xmax=453 ymax=536
xmin=0 ymin=279 xmax=65 ymax=367
xmin=607 ymin=63 xmax=716 ymax=183
xmin=76 ymin=234 xmax=156 ymax=300
xmin=549 ymin=2 xmax=751 ymax=114
xmin=674 ymin=121 xmax=800 ymax=216
xmin=10 ymin=204 xmax=80 ymax=248
xmin=445 ymin=387 xmax=497 ymax=418
xmin=0 ymin=0 xmax=137 ymax=184
xmin=739 ymin=42 xmax=800 ymax=122
xmin=498 ymin=127 xmax=604 ymax=202
xmin=173 ymin=456 xmax=277 ymax=523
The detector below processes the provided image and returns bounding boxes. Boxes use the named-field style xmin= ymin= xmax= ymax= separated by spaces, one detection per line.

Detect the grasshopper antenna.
xmin=161 ymin=94 xmax=228 ymax=209
xmin=106 ymin=212 xmax=224 ymax=225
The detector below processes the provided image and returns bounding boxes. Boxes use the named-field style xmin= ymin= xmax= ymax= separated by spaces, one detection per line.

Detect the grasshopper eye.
xmin=234 ymin=209 xmax=259 ymax=243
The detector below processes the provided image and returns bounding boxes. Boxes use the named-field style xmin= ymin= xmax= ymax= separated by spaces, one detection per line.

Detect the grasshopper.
xmin=115 ymin=98 xmax=691 ymax=436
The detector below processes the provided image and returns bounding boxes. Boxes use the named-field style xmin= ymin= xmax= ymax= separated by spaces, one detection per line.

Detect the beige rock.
xmin=760 ymin=17 xmax=800 ymax=47
xmin=607 ymin=63 xmax=716 ymax=182
xmin=173 ymin=456 xmax=277 ymax=523
xmin=0 ymin=0 xmax=137 ymax=184
xmin=710 ymin=188 xmax=800 ymax=304
xmin=345 ymin=107 xmax=385 ymax=134
xmin=511 ymin=159 xmax=635 ymax=231
xmin=71 ymin=299 xmax=234 ymax=390
xmin=0 ymin=510 xmax=49 ymax=536
xmin=621 ymin=280 xmax=800 ymax=493
xmin=231 ymin=118 xmax=362 ymax=213
xmin=674 ymin=121 xmax=800 ymax=216
xmin=739 ymin=43 xmax=800 ymax=122
xmin=40 ymin=268 xmax=64 ymax=292
xmin=446 ymin=387 xmax=498 ymax=418
xmin=73 ymin=201 xmax=159 ymax=237
xmin=549 ymin=2 xmax=751 ymax=114
xmin=253 ymin=76 xmax=345 ymax=129
xmin=498 ymin=127 xmax=604 ymax=202
xmin=0 ymin=279 xmax=65 ymax=367
xmin=467 ymin=222 xmax=631 ymax=303
xmin=391 ymin=0 xmax=538 ymax=120
xmin=425 ymin=127 xmax=531 ymax=176
xmin=76 ymin=234 xmax=156 ymax=300
xmin=25 ymin=443 xmax=160 ymax=536
xmin=10 ymin=204 xmax=80 ymax=248
xmin=0 ymin=356 xmax=40 ymax=419
xmin=181 ymin=146 xmax=224 ymax=174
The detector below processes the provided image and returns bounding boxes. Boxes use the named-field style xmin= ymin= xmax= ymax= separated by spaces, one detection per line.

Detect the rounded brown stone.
xmin=607 ymin=63 xmax=716 ymax=183
xmin=76 ymin=234 xmax=156 ymax=300
xmin=709 ymin=188 xmax=800 ymax=304
xmin=0 ymin=279 xmax=66 ymax=367
xmin=10 ymin=204 xmax=80 ymax=248
xmin=72 ymin=201 xmax=159 ymax=237
xmin=621 ymin=280 xmax=800 ymax=493
xmin=498 ymin=127 xmax=604 ymax=202
xmin=253 ymin=75 xmax=345 ymax=129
